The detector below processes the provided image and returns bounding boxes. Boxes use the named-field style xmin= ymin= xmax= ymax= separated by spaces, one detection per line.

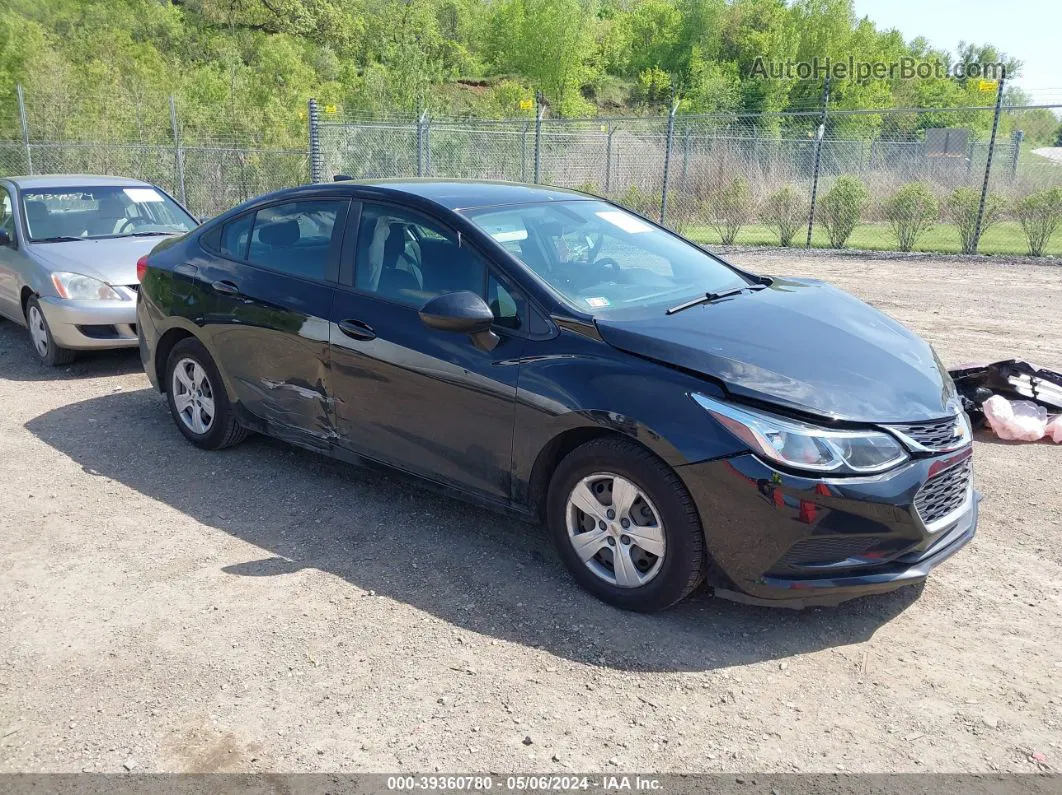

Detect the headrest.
xmin=97 ymin=195 xmax=126 ymax=218
xmin=24 ymin=201 xmax=50 ymax=221
xmin=258 ymin=219 xmax=300 ymax=246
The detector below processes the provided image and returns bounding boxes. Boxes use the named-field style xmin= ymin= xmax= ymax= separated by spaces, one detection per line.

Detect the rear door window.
xmin=246 ymin=199 xmax=346 ymax=281
xmin=219 ymin=213 xmax=253 ymax=260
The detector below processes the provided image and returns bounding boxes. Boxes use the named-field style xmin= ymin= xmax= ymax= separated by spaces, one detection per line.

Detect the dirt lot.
xmin=0 ymin=252 xmax=1060 ymax=775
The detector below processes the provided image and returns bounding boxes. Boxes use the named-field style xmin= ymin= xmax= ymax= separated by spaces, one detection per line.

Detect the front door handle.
xmin=338 ymin=319 xmax=376 ymax=341
xmin=211 ymin=279 xmax=239 ymax=295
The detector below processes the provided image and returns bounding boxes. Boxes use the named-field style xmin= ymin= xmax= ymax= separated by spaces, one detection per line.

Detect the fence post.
xmin=805 ymin=76 xmax=831 ymax=249
xmin=416 ymin=111 xmax=426 ymax=177
xmin=659 ymin=100 xmax=678 ymax=225
xmin=533 ymin=92 xmax=544 ymax=184
xmin=604 ymin=122 xmax=613 ymax=194
xmin=521 ymin=122 xmax=529 ymax=182
xmin=16 ymin=84 xmax=33 ymax=175
xmin=168 ymin=95 xmax=187 ymax=206
xmin=1010 ymin=129 xmax=1023 ymax=180
xmin=973 ymin=75 xmax=1006 ymax=253
xmin=308 ymin=98 xmax=322 ymax=183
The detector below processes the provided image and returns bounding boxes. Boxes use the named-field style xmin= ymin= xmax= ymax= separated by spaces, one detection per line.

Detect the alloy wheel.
xmin=171 ymin=357 xmax=216 ymax=435
xmin=565 ymin=472 xmax=666 ymax=588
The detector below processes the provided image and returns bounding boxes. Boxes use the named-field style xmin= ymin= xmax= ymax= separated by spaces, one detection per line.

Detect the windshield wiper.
xmin=122 ymin=231 xmax=175 ymax=237
xmin=666 ymin=284 xmax=764 ymax=315
xmin=33 ymin=236 xmax=83 ymax=243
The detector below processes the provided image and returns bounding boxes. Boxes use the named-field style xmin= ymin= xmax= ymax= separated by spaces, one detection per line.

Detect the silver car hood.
xmin=29 ymin=236 xmax=179 ymax=286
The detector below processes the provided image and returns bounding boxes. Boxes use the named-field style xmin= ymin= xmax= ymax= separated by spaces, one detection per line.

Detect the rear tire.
xmin=164 ymin=337 xmax=247 ymax=450
xmin=547 ymin=436 xmax=706 ymax=612
xmin=26 ymin=296 xmax=76 ymax=367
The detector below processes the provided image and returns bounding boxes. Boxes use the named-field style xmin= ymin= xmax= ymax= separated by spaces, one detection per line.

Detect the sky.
xmin=852 ymin=0 xmax=1062 ymax=106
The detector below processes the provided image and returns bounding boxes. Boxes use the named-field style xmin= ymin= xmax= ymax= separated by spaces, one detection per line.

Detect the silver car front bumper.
xmin=38 ymin=296 xmax=138 ymax=350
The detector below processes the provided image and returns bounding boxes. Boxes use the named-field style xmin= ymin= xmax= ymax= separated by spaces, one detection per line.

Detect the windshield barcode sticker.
xmin=595 ymin=210 xmax=651 ymax=234
xmin=123 ymin=188 xmax=164 ymax=203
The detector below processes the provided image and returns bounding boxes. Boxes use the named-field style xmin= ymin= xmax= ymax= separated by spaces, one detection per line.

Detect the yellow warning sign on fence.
xmin=518 ymin=98 xmax=534 ymax=111
xmin=978 ymin=80 xmax=998 ymax=92
xmin=324 ymin=104 xmax=338 ymax=114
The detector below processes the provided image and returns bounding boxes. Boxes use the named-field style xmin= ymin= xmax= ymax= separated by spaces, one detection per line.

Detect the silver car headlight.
xmin=50 ymin=272 xmax=124 ymax=301
xmin=692 ymin=393 xmax=909 ymax=475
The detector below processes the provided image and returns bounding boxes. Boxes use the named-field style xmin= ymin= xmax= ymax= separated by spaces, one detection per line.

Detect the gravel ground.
xmin=0 ymin=252 xmax=1060 ymax=775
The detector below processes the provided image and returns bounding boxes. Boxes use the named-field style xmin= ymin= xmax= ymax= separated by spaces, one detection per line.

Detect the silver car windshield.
xmin=465 ymin=200 xmax=747 ymax=314
xmin=21 ymin=185 xmax=196 ymax=242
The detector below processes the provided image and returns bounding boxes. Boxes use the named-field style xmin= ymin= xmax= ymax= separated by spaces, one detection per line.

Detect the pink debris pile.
xmin=982 ymin=395 xmax=1062 ymax=443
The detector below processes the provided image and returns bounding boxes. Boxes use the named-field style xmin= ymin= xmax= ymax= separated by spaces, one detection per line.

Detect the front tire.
xmin=547 ymin=437 xmax=707 ymax=612
xmin=26 ymin=296 xmax=76 ymax=367
xmin=165 ymin=337 xmax=247 ymax=450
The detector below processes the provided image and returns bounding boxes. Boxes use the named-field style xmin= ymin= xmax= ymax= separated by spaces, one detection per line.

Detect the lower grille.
xmin=915 ymin=460 xmax=972 ymax=527
xmin=780 ymin=536 xmax=877 ymax=566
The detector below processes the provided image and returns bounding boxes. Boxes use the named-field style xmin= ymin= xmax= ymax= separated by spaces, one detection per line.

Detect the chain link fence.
xmin=0 ymin=85 xmax=309 ymax=218
xmin=317 ymin=98 xmax=1062 ymax=256
xmin=3 ymin=82 xmax=1061 ymax=255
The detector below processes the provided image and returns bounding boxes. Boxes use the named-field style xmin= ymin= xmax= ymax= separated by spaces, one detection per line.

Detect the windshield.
xmin=465 ymin=200 xmax=747 ymax=314
xmin=21 ymin=185 xmax=197 ymax=242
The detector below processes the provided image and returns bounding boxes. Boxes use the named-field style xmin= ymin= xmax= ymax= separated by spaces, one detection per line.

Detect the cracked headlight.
xmin=50 ymin=272 xmax=123 ymax=301
xmin=692 ymin=393 xmax=909 ymax=475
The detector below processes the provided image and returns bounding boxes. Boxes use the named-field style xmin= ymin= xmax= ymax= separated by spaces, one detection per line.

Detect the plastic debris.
xmin=949 ymin=360 xmax=1062 ymax=443
xmin=950 ymin=360 xmax=1062 ymax=426
xmin=1047 ymin=415 xmax=1062 ymax=444
xmin=982 ymin=396 xmax=1057 ymax=442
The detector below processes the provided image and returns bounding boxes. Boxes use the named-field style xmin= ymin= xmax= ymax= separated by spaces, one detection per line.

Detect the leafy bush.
xmin=708 ymin=177 xmax=753 ymax=245
xmin=819 ymin=176 xmax=869 ymax=249
xmin=1015 ymin=188 xmax=1062 ymax=256
xmin=944 ymin=187 xmax=1006 ymax=255
xmin=883 ymin=182 xmax=939 ymax=252
xmin=612 ymin=185 xmax=659 ymax=219
xmin=759 ymin=185 xmax=806 ymax=247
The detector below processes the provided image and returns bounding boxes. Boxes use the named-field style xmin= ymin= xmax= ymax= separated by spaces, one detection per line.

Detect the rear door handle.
xmin=211 ymin=280 xmax=239 ymax=295
xmin=337 ymin=319 xmax=376 ymax=341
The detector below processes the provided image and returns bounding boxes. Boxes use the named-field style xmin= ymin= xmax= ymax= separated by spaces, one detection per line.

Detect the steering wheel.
xmin=116 ymin=218 xmax=141 ymax=234
xmin=594 ymin=257 xmax=626 ymax=282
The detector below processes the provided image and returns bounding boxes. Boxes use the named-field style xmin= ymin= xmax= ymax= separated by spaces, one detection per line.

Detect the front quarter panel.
xmin=512 ymin=328 xmax=748 ymax=504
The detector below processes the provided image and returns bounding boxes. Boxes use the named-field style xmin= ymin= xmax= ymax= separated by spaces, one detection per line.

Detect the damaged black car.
xmin=136 ymin=180 xmax=977 ymax=611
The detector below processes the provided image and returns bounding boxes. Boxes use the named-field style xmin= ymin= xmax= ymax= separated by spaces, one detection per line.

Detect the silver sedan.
xmin=0 ymin=175 xmax=198 ymax=365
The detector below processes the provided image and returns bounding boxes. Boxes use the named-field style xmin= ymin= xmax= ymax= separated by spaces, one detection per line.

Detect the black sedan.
xmin=136 ymin=180 xmax=977 ymax=611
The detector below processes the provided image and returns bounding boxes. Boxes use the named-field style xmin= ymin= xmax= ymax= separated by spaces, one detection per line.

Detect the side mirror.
xmin=419 ymin=290 xmax=500 ymax=351
xmin=0 ymin=229 xmax=12 ymax=247
xmin=419 ymin=291 xmax=493 ymax=333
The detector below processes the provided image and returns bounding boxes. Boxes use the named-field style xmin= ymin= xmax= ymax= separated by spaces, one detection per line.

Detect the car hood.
xmin=29 ymin=236 xmax=177 ymax=286
xmin=595 ymin=277 xmax=955 ymax=423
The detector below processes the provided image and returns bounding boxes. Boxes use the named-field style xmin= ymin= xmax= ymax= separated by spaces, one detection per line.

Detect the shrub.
xmin=819 ymin=175 xmax=869 ymax=249
xmin=1015 ymin=187 xmax=1062 ymax=256
xmin=760 ymin=185 xmax=806 ymax=247
xmin=708 ymin=177 xmax=753 ymax=245
xmin=883 ymin=182 xmax=939 ymax=252
xmin=945 ymin=187 xmax=1006 ymax=255
xmin=613 ymin=185 xmax=659 ymax=219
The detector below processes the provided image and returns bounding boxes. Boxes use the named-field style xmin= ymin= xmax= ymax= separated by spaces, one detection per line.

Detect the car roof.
xmin=341 ymin=179 xmax=595 ymax=211
xmin=3 ymin=174 xmax=157 ymax=190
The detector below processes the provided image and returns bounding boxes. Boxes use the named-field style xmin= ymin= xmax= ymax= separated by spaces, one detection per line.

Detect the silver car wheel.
xmin=171 ymin=357 xmax=216 ymax=435
xmin=28 ymin=305 xmax=49 ymax=358
xmin=565 ymin=472 xmax=666 ymax=588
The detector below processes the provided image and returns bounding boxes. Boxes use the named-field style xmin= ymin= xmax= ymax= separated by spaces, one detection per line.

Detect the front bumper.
xmin=677 ymin=447 xmax=977 ymax=607
xmin=38 ymin=296 xmax=138 ymax=350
